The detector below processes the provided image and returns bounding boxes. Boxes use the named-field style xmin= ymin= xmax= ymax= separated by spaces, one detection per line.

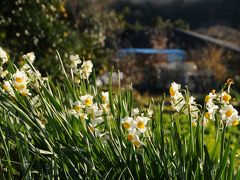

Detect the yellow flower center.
xmin=137 ymin=121 xmax=145 ymax=129
xmin=169 ymin=87 xmax=175 ymax=97
xmin=123 ymin=122 xmax=130 ymax=129
xmin=85 ymin=98 xmax=92 ymax=106
xmin=204 ymin=112 xmax=210 ymax=120
xmin=232 ymin=120 xmax=239 ymax=126
xmin=127 ymin=134 xmax=134 ymax=141
xmin=74 ymin=106 xmax=81 ymax=113
xmin=223 ymin=94 xmax=231 ymax=102
xmin=225 ymin=110 xmax=232 ymax=118
xmin=205 ymin=95 xmax=210 ymax=103
xmin=15 ymin=77 xmax=23 ymax=83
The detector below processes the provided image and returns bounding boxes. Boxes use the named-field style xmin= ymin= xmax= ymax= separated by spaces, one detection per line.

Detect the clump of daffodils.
xmin=169 ymin=82 xmax=186 ymax=112
xmin=69 ymin=54 xmax=93 ymax=83
xmin=204 ymin=90 xmax=218 ymax=123
xmin=80 ymin=60 xmax=93 ymax=80
xmin=1 ymin=51 xmax=43 ymax=97
xmin=170 ymin=80 xmax=239 ymax=127
xmin=70 ymin=92 xmax=111 ymax=138
xmin=13 ymin=70 xmax=31 ymax=96
xmin=21 ymin=52 xmax=42 ymax=87
xmin=203 ymin=79 xmax=239 ymax=126
xmin=121 ymin=108 xmax=150 ymax=147
xmin=3 ymin=69 xmax=31 ymax=97
xmin=169 ymin=82 xmax=200 ymax=126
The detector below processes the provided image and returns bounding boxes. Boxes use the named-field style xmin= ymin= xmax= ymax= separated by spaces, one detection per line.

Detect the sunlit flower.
xmin=101 ymin=91 xmax=109 ymax=103
xmin=127 ymin=133 xmax=143 ymax=147
xmin=189 ymin=97 xmax=199 ymax=116
xmin=227 ymin=115 xmax=239 ymax=126
xmin=69 ymin=107 xmax=88 ymax=120
xmin=205 ymin=92 xmax=216 ymax=107
xmin=134 ymin=116 xmax=149 ymax=133
xmin=204 ymin=103 xmax=217 ymax=120
xmin=70 ymin=54 xmax=81 ymax=69
xmin=220 ymin=91 xmax=231 ymax=104
xmin=121 ymin=117 xmax=134 ymax=131
xmin=73 ymin=100 xmax=82 ymax=112
xmin=169 ymin=82 xmax=185 ymax=112
xmin=2 ymin=81 xmax=15 ymax=97
xmin=22 ymin=52 xmax=35 ymax=63
xmin=80 ymin=94 xmax=93 ymax=107
xmin=219 ymin=104 xmax=238 ymax=121
xmin=0 ymin=47 xmax=8 ymax=64
xmin=147 ymin=109 xmax=154 ymax=117
xmin=132 ymin=108 xmax=139 ymax=116
xmin=13 ymin=70 xmax=28 ymax=90
xmin=80 ymin=60 xmax=93 ymax=79
xmin=3 ymin=81 xmax=11 ymax=92
xmin=92 ymin=117 xmax=104 ymax=128
xmin=169 ymin=82 xmax=181 ymax=98
xmin=11 ymin=69 xmax=31 ymax=96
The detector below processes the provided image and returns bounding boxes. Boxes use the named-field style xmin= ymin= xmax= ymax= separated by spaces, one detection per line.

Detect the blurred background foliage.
xmin=0 ymin=0 xmax=125 ymax=76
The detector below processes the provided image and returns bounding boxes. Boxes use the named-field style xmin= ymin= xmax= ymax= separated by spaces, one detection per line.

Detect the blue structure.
xmin=117 ymin=48 xmax=186 ymax=62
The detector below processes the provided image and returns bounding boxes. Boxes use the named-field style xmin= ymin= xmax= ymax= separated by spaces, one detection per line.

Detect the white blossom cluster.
xmin=69 ymin=54 xmax=93 ymax=83
xmin=70 ymin=92 xmax=111 ymax=139
xmin=121 ymin=108 xmax=152 ymax=147
xmin=170 ymin=81 xmax=239 ymax=127
xmin=169 ymin=82 xmax=200 ymax=126
xmin=204 ymin=90 xmax=239 ymax=126
xmin=2 ymin=51 xmax=42 ymax=97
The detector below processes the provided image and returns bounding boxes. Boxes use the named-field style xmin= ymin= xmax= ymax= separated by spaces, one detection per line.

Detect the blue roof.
xmin=117 ymin=48 xmax=186 ymax=61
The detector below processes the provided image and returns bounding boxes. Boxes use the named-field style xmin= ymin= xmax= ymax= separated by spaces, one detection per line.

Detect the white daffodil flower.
xmin=134 ymin=116 xmax=149 ymax=133
xmin=22 ymin=52 xmax=35 ymax=63
xmin=220 ymin=104 xmax=238 ymax=121
xmin=80 ymin=94 xmax=93 ymax=107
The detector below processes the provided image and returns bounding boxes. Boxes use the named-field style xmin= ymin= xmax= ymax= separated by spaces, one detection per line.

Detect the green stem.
xmin=220 ymin=124 xmax=226 ymax=162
